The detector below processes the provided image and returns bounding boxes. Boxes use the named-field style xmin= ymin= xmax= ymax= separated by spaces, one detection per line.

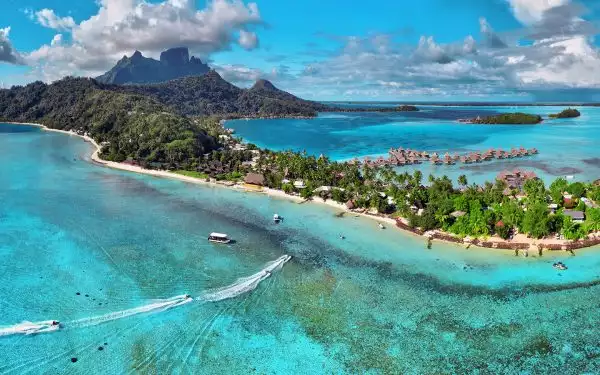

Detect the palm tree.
xmin=458 ymin=174 xmax=468 ymax=187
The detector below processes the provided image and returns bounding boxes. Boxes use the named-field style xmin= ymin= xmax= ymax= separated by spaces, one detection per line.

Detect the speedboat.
xmin=553 ymin=262 xmax=568 ymax=271
xmin=378 ymin=223 xmax=385 ymax=230
xmin=273 ymin=214 xmax=282 ymax=223
xmin=208 ymin=233 xmax=231 ymax=244
xmin=12 ymin=320 xmax=60 ymax=335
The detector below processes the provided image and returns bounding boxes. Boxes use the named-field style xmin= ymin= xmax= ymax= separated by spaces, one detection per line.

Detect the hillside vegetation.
xmin=113 ymin=70 xmax=329 ymax=118
xmin=549 ymin=108 xmax=581 ymax=119
xmin=0 ymin=77 xmax=217 ymax=166
xmin=471 ymin=113 xmax=543 ymax=124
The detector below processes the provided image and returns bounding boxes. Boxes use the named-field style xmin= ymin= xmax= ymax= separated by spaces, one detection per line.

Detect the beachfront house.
xmin=563 ymin=209 xmax=585 ymax=223
xmin=314 ymin=186 xmax=332 ymax=194
xmin=244 ymin=173 xmax=265 ymax=187
xmin=294 ymin=180 xmax=307 ymax=189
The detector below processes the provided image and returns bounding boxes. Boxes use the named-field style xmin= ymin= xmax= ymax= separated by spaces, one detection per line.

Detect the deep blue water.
xmin=228 ymin=106 xmax=600 ymax=184
xmin=1 ymin=124 xmax=600 ymax=374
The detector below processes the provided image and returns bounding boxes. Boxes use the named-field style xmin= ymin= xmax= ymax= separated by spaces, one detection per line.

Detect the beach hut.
xmin=244 ymin=173 xmax=265 ymax=187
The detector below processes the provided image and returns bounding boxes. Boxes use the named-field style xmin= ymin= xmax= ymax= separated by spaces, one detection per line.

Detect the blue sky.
xmin=1 ymin=0 xmax=600 ymax=101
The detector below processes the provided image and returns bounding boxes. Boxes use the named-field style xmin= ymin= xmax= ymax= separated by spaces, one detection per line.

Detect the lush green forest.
xmin=0 ymin=77 xmax=218 ymax=166
xmin=471 ymin=113 xmax=543 ymax=124
xmin=549 ymin=108 xmax=581 ymax=118
xmin=241 ymin=150 xmax=600 ymax=240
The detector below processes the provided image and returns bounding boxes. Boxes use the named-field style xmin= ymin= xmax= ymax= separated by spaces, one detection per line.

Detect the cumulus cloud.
xmin=479 ymin=18 xmax=507 ymax=48
xmin=238 ymin=30 xmax=259 ymax=50
xmin=35 ymin=9 xmax=76 ymax=31
xmin=0 ymin=27 xmax=23 ymax=65
xmin=507 ymin=0 xmax=567 ymax=25
xmin=23 ymin=0 xmax=262 ymax=81
xmin=216 ymin=63 xmax=291 ymax=86
xmin=275 ymin=0 xmax=600 ymax=99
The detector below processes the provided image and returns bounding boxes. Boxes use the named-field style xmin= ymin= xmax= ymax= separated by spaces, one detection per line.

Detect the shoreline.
xmin=3 ymin=121 xmax=598 ymax=253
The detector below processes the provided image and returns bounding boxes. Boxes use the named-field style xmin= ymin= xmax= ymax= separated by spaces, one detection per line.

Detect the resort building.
xmin=244 ymin=173 xmax=265 ymax=187
xmin=563 ymin=209 xmax=585 ymax=223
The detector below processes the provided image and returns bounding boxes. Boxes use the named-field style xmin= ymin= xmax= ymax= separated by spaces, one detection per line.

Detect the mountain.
xmin=111 ymin=70 xmax=330 ymax=118
xmin=0 ymin=77 xmax=218 ymax=166
xmin=96 ymin=47 xmax=210 ymax=85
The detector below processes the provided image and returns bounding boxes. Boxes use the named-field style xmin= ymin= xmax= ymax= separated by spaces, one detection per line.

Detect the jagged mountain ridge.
xmin=110 ymin=69 xmax=330 ymax=117
xmin=96 ymin=47 xmax=210 ymax=85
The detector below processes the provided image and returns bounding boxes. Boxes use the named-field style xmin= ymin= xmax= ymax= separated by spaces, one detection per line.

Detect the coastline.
xmin=3 ymin=121 xmax=598 ymax=254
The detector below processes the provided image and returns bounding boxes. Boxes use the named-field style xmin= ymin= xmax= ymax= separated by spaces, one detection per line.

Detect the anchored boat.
xmin=208 ymin=233 xmax=232 ymax=244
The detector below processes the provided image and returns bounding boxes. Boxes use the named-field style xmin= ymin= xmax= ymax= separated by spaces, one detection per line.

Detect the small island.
xmin=465 ymin=112 xmax=543 ymax=124
xmin=397 ymin=105 xmax=419 ymax=112
xmin=549 ymin=108 xmax=581 ymax=119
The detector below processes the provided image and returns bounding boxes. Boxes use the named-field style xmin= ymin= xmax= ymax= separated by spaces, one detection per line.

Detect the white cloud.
xmin=238 ymin=30 xmax=258 ymax=50
xmin=0 ymin=26 xmax=23 ymax=65
xmin=35 ymin=9 xmax=76 ymax=31
xmin=23 ymin=0 xmax=262 ymax=81
xmin=50 ymin=34 xmax=63 ymax=46
xmin=507 ymin=0 xmax=567 ymax=25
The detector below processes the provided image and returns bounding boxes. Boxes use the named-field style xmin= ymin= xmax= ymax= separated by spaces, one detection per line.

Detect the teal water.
xmin=1 ymin=123 xmax=600 ymax=374
xmin=228 ymin=106 xmax=600 ymax=184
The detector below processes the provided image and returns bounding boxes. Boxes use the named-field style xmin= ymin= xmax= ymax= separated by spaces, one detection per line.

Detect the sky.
xmin=1 ymin=0 xmax=600 ymax=101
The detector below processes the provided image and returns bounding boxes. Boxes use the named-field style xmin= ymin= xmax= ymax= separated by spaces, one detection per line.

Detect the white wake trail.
xmin=199 ymin=255 xmax=291 ymax=302
xmin=0 ymin=255 xmax=292 ymax=336
xmin=67 ymin=294 xmax=193 ymax=329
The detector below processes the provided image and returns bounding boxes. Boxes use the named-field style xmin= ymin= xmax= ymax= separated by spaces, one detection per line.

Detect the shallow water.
xmin=1 ymin=124 xmax=600 ymax=374
xmin=227 ymin=106 xmax=600 ymax=184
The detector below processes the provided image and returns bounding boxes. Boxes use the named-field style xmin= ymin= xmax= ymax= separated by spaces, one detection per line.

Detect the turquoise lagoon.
xmin=1 ymin=123 xmax=600 ymax=374
xmin=227 ymin=106 xmax=600 ymax=185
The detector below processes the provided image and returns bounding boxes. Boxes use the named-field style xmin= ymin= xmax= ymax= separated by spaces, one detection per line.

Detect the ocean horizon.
xmin=227 ymin=106 xmax=600 ymax=185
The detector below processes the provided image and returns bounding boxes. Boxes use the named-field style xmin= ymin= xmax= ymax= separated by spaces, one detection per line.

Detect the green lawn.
xmin=173 ymin=170 xmax=209 ymax=179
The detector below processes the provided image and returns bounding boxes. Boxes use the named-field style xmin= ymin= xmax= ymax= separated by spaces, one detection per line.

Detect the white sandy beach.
xmin=4 ymin=121 xmax=596 ymax=253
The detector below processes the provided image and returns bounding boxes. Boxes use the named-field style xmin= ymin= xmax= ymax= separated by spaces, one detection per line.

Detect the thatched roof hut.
xmin=244 ymin=173 xmax=265 ymax=186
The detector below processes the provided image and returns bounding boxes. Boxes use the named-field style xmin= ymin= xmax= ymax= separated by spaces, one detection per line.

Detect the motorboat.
xmin=208 ymin=233 xmax=231 ymax=244
xmin=273 ymin=214 xmax=282 ymax=223
xmin=378 ymin=223 xmax=385 ymax=230
xmin=553 ymin=262 xmax=568 ymax=271
xmin=9 ymin=320 xmax=60 ymax=336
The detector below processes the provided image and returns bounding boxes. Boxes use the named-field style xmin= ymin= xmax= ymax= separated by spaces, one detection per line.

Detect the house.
xmin=314 ymin=186 xmax=331 ymax=193
xmin=293 ymin=180 xmax=306 ymax=189
xmin=563 ymin=209 xmax=585 ymax=223
xmin=548 ymin=203 xmax=558 ymax=213
xmin=450 ymin=210 xmax=466 ymax=218
xmin=244 ymin=173 xmax=265 ymax=187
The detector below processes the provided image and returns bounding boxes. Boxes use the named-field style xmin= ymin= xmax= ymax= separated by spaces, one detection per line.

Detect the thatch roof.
xmin=244 ymin=173 xmax=265 ymax=186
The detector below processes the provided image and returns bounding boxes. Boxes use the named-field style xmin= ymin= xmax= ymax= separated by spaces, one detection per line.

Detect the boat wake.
xmin=199 ymin=255 xmax=291 ymax=302
xmin=0 ymin=255 xmax=291 ymax=336
xmin=0 ymin=320 xmax=59 ymax=337
xmin=67 ymin=294 xmax=193 ymax=329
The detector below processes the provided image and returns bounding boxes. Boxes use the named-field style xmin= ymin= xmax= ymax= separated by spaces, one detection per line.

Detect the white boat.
xmin=273 ymin=214 xmax=282 ymax=223
xmin=378 ymin=223 xmax=385 ymax=230
xmin=1 ymin=320 xmax=60 ymax=336
xmin=208 ymin=233 xmax=231 ymax=244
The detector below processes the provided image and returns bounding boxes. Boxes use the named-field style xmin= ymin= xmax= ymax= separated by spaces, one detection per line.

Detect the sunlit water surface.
xmin=228 ymin=106 xmax=600 ymax=185
xmin=1 ymin=123 xmax=599 ymax=374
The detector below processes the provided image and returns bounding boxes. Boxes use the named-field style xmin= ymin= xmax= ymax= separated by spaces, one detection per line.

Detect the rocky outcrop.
xmin=96 ymin=47 xmax=210 ymax=85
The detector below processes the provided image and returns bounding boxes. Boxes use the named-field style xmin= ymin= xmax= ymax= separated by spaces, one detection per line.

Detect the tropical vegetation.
xmin=471 ymin=112 xmax=543 ymax=124
xmin=549 ymin=108 xmax=581 ymax=119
